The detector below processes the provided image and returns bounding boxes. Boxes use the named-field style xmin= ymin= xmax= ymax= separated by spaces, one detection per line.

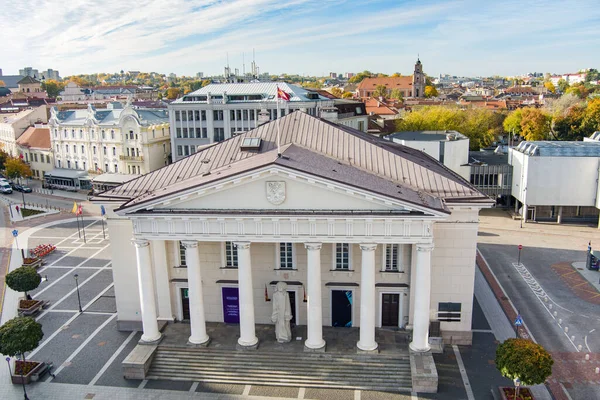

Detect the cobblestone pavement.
xmin=551 ymin=262 xmax=600 ymax=304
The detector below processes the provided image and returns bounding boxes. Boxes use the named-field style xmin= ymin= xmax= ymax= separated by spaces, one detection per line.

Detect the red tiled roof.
xmin=357 ymin=77 xmax=412 ymax=90
xmin=16 ymin=126 xmax=51 ymax=149
xmin=363 ymin=98 xmax=398 ymax=115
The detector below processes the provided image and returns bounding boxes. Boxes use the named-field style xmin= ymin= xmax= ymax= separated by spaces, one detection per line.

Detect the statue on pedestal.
xmin=271 ymin=281 xmax=292 ymax=343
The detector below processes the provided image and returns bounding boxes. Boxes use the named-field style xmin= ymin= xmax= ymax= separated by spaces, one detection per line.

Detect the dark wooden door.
xmin=331 ymin=290 xmax=353 ymax=327
xmin=181 ymin=288 xmax=190 ymax=321
xmin=381 ymin=293 xmax=399 ymax=327
xmin=287 ymin=291 xmax=296 ymax=326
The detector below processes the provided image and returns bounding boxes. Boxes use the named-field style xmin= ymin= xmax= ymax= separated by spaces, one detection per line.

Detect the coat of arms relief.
xmin=266 ymin=181 xmax=286 ymax=205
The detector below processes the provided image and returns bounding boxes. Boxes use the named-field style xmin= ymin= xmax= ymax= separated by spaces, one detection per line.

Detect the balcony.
xmin=119 ymin=155 xmax=144 ymax=162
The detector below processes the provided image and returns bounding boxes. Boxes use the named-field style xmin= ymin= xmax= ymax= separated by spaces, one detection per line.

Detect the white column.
xmin=409 ymin=242 xmax=434 ymax=352
xmin=151 ymin=240 xmax=173 ymax=320
xmin=357 ymin=243 xmax=378 ymax=351
xmin=304 ymin=243 xmax=325 ymax=350
xmin=182 ymin=240 xmax=210 ymax=345
xmin=235 ymin=241 xmax=258 ymax=347
xmin=132 ymin=239 xmax=161 ymax=343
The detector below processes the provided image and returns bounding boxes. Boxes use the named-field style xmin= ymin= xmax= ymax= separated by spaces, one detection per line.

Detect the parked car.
xmin=21 ymin=185 xmax=32 ymax=193
xmin=0 ymin=182 xmax=13 ymax=194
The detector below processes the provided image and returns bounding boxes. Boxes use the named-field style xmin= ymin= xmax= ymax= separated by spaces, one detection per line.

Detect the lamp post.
xmin=17 ymin=355 xmax=29 ymax=400
xmin=74 ymin=274 xmax=82 ymax=312
xmin=5 ymin=356 xmax=11 ymax=381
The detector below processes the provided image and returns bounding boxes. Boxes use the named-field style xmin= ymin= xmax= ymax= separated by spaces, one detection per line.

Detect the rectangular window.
xmin=65 ymin=144 xmax=69 ymax=153
xmin=182 ymin=128 xmax=188 ymax=138
xmin=279 ymin=243 xmax=294 ymax=269
xmin=176 ymin=128 xmax=182 ymax=138
xmin=103 ymin=146 xmax=107 ymax=155
xmin=201 ymin=110 xmax=206 ymax=121
xmin=75 ymin=161 xmax=78 ymax=169
xmin=81 ymin=145 xmax=85 ymax=153
xmin=182 ymin=111 xmax=187 ymax=121
xmin=175 ymin=111 xmax=181 ymax=121
xmin=111 ymin=130 xmax=115 ymax=140
xmin=202 ymin=127 xmax=207 ymax=138
xmin=438 ymin=302 xmax=462 ymax=322
xmin=177 ymin=145 xmax=183 ymax=156
xmin=114 ymin=164 xmax=118 ymax=172
xmin=34 ymin=153 xmax=38 ymax=162
xmin=179 ymin=241 xmax=187 ymax=267
xmin=225 ymin=242 xmax=238 ymax=268
xmin=184 ymin=145 xmax=190 ymax=156
xmin=46 ymin=155 xmax=50 ymax=163
xmin=102 ymin=130 xmax=106 ymax=139
xmin=230 ymin=110 xmax=235 ymax=120
xmin=196 ymin=127 xmax=201 ymax=138
xmin=73 ymin=145 xmax=76 ymax=153
xmin=194 ymin=110 xmax=200 ymax=121
xmin=213 ymin=110 xmax=223 ymax=120
xmin=385 ymin=244 xmax=400 ymax=271
xmin=113 ymin=147 xmax=116 ymax=156
xmin=213 ymin=128 xmax=225 ymax=142
xmin=105 ymin=163 xmax=108 ymax=172
xmin=335 ymin=243 xmax=350 ymax=270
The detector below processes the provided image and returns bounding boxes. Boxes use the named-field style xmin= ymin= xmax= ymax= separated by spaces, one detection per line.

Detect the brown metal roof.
xmin=95 ymin=111 xmax=490 ymax=211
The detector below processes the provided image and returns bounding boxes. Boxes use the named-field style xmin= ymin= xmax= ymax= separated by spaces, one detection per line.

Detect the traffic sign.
xmin=514 ymin=315 xmax=523 ymax=326
xmin=12 ymin=230 xmax=18 ymax=237
xmin=518 ymin=244 xmax=523 ymax=250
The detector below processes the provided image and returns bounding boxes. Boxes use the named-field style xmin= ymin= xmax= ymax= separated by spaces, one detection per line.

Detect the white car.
xmin=0 ymin=182 xmax=12 ymax=194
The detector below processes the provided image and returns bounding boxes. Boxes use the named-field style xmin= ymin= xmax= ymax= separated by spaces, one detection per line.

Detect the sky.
xmin=2 ymin=0 xmax=600 ymax=78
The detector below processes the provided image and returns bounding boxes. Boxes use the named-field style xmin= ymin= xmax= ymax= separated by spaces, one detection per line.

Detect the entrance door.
xmin=222 ymin=287 xmax=240 ymax=324
xmin=381 ymin=293 xmax=400 ymax=327
xmin=287 ymin=291 xmax=296 ymax=326
xmin=331 ymin=290 xmax=353 ymax=327
xmin=181 ymin=288 xmax=190 ymax=321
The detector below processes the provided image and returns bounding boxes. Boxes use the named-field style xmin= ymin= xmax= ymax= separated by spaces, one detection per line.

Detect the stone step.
xmin=148 ymin=347 xmax=412 ymax=392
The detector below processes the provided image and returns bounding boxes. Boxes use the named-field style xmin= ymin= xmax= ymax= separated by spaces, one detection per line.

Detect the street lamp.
xmin=5 ymin=356 xmax=11 ymax=381
xmin=74 ymin=274 xmax=82 ymax=312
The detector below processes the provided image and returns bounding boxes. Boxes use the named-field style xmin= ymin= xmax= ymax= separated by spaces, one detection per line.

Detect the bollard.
xmin=596 ymin=367 xmax=599 ymax=374
xmin=586 ymin=354 xmax=590 ymax=360
xmin=578 ymin=345 xmax=583 ymax=351
xmin=549 ymin=304 xmax=553 ymax=310
xmin=565 ymin=326 xmax=569 ymax=333
xmin=571 ymin=335 xmax=575 ymax=341
xmin=559 ymin=318 xmax=563 ymax=324
xmin=554 ymin=311 xmax=558 ymax=317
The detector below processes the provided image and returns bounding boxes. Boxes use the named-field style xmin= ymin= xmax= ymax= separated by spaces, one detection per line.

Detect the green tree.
xmin=5 ymin=157 xmax=32 ymax=181
xmin=389 ymin=88 xmax=404 ymax=101
xmin=424 ymin=85 xmax=438 ymax=98
xmin=495 ymin=338 xmax=553 ymax=386
xmin=582 ymin=97 xmax=600 ymax=133
xmin=372 ymin=85 xmax=388 ymax=98
xmin=557 ymin=78 xmax=569 ymax=93
xmin=565 ymin=83 xmax=590 ymax=99
xmin=0 ymin=144 xmax=8 ymax=170
xmin=395 ymin=106 xmax=501 ymax=150
xmin=41 ymin=79 xmax=65 ymax=98
xmin=5 ymin=266 xmax=41 ymax=298
xmin=521 ymin=108 xmax=550 ymax=141
xmin=503 ymin=109 xmax=523 ymax=136
xmin=341 ymin=92 xmax=353 ymax=99
xmin=0 ymin=317 xmax=44 ymax=363
xmin=348 ymin=71 xmax=372 ymax=84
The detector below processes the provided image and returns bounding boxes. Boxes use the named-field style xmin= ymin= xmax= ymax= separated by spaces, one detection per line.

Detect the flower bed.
xmin=11 ymin=360 xmax=45 ymax=384
xmin=18 ymin=299 xmax=45 ymax=316
xmin=21 ymin=257 xmax=42 ymax=269
xmin=500 ymin=387 xmax=534 ymax=400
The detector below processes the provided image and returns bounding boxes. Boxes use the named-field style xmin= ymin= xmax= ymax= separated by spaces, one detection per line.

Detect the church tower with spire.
xmin=412 ymin=57 xmax=425 ymax=98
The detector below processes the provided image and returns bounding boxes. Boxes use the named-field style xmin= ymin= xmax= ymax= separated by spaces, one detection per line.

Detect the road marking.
xmin=585 ymin=335 xmax=591 ymax=353
xmin=28 ymin=312 xmax=82 ymax=358
xmin=189 ymin=381 xmax=199 ymax=392
xmin=453 ymin=345 xmax=475 ymax=400
xmin=35 ymin=262 xmax=112 ymax=320
xmin=590 ymin=329 xmax=596 ymax=333
xmin=242 ymin=385 xmax=251 ymax=395
xmin=298 ymin=387 xmax=305 ymax=399
xmin=47 ymin=313 xmax=117 ymax=381
xmin=138 ymin=379 xmax=148 ymax=389
xmin=354 ymin=390 xmax=361 ymax=400
xmin=89 ymin=330 xmax=138 ymax=386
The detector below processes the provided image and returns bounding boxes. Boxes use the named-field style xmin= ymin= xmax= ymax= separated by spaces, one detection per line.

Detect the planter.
xmin=31 ymin=244 xmax=56 ymax=258
xmin=22 ymin=258 xmax=42 ymax=269
xmin=18 ymin=299 xmax=45 ymax=316
xmin=499 ymin=386 xmax=535 ymax=400
xmin=11 ymin=361 xmax=45 ymax=385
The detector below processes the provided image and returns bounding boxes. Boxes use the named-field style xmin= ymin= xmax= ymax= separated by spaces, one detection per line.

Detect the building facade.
xmin=168 ymin=82 xmax=368 ymax=162
xmin=0 ymin=105 xmax=48 ymax=156
xmin=511 ymin=138 xmax=600 ymax=224
xmin=15 ymin=124 xmax=54 ymax=179
xmin=48 ymin=102 xmax=171 ymax=177
xmin=357 ymin=59 xmax=426 ymax=98
xmin=94 ymin=112 xmax=492 ymax=361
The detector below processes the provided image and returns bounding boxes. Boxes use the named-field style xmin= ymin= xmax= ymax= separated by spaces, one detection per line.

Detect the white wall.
xmin=512 ymin=150 xmax=600 ymax=206
xmin=443 ymin=140 xmax=470 ymax=180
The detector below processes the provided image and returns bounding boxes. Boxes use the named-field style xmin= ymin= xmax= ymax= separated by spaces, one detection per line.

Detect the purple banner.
xmin=222 ymin=287 xmax=239 ymax=324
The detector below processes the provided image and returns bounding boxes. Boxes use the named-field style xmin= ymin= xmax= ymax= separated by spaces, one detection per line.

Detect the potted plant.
xmin=22 ymin=257 xmax=42 ymax=269
xmin=0 ymin=316 xmax=45 ymax=384
xmin=495 ymin=338 xmax=554 ymax=400
xmin=6 ymin=266 xmax=44 ymax=315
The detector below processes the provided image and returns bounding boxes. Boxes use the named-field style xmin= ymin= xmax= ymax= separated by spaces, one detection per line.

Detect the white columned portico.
xmin=357 ymin=243 xmax=378 ymax=352
xmin=409 ymin=242 xmax=434 ymax=352
xmin=132 ymin=239 xmax=161 ymax=344
xmin=151 ymin=240 xmax=173 ymax=320
xmin=235 ymin=241 xmax=259 ymax=348
xmin=304 ymin=243 xmax=325 ymax=351
xmin=182 ymin=240 xmax=210 ymax=346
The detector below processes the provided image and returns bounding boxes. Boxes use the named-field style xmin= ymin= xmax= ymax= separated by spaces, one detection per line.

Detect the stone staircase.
xmin=147 ymin=346 xmax=412 ymax=392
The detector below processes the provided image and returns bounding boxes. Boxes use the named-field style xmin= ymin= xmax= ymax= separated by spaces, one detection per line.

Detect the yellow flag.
xmin=72 ymin=201 xmax=78 ymax=214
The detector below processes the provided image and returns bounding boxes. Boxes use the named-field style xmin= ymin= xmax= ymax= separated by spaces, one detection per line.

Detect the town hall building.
xmin=93 ymin=111 xmax=492 ymax=390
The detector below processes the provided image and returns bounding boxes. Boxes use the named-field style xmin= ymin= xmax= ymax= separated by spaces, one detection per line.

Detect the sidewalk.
xmin=573 ymin=261 xmax=600 ymax=292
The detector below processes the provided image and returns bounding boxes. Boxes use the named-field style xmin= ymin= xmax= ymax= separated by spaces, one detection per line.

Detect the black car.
xmin=10 ymin=183 xmax=22 ymax=191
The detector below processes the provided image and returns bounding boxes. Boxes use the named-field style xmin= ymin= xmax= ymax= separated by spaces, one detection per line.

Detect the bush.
xmin=5 ymin=266 xmax=41 ymax=297
xmin=0 ymin=316 xmax=44 ymax=360
xmin=496 ymin=338 xmax=553 ymax=386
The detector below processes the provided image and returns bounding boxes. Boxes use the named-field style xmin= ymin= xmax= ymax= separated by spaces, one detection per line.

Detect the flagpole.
xmin=76 ymin=212 xmax=81 ymax=239
xmin=81 ymin=210 xmax=87 ymax=244
xmin=102 ymin=216 xmax=105 ymax=239
xmin=276 ymin=86 xmax=281 ymax=157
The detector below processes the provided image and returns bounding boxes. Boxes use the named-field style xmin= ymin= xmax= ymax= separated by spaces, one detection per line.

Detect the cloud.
xmin=2 ymin=0 xmax=600 ymax=76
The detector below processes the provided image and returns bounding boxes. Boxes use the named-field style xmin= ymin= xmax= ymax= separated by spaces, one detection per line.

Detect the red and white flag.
xmin=277 ymin=86 xmax=290 ymax=101
xmin=77 ymin=205 xmax=83 ymax=215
